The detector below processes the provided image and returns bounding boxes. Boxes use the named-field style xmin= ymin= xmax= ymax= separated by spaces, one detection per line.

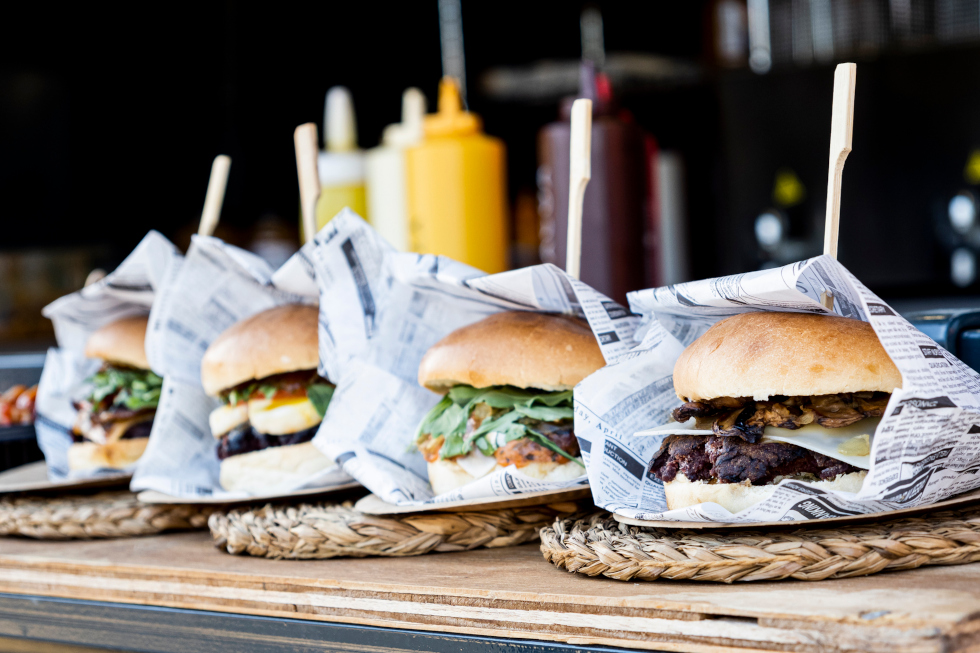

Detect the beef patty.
xmin=217 ymin=424 xmax=318 ymax=460
xmin=650 ymin=434 xmax=860 ymax=486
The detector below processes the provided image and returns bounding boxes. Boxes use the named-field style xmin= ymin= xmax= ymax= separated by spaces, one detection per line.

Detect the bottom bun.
xmin=664 ymin=471 xmax=868 ymax=515
xmin=67 ymin=438 xmax=149 ymax=472
xmin=427 ymin=457 xmax=584 ymax=496
xmin=219 ymin=441 xmax=335 ymax=495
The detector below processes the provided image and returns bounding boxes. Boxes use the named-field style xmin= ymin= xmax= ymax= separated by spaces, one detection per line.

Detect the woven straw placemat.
xmin=210 ymin=499 xmax=586 ymax=559
xmin=0 ymin=491 xmax=214 ymax=540
xmin=541 ymin=508 xmax=980 ymax=583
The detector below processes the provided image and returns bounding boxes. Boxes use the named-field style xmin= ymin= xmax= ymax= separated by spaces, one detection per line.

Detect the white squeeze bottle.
xmin=364 ymin=88 xmax=425 ymax=251
xmin=315 ymin=86 xmax=368 ymax=229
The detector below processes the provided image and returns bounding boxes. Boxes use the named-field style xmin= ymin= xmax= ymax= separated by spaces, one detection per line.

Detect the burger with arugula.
xmin=415 ymin=311 xmax=605 ymax=496
xmin=70 ymin=315 xmax=161 ymax=472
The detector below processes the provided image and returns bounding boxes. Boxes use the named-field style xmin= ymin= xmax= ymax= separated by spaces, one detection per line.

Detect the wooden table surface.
xmin=0 ymin=531 xmax=977 ymax=652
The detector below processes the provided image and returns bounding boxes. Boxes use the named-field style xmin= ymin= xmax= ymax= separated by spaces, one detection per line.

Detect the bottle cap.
xmin=324 ymin=86 xmax=358 ymax=152
xmin=424 ymin=77 xmax=482 ymax=137
xmin=382 ymin=88 xmax=426 ymax=147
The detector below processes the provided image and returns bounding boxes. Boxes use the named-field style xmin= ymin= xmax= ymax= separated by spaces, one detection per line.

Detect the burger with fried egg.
xmin=201 ymin=304 xmax=336 ymax=493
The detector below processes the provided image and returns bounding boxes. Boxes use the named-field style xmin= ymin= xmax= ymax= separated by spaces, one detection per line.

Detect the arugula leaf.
xmin=440 ymin=431 xmax=471 ymax=459
xmin=119 ymin=387 xmax=161 ymax=410
xmin=415 ymin=396 xmax=454 ymax=443
xmin=258 ymin=384 xmax=278 ymax=399
xmin=496 ymin=422 xmax=530 ymax=442
xmin=530 ymin=390 xmax=573 ymax=407
xmin=307 ymin=383 xmax=335 ymax=418
xmin=413 ymin=384 xmax=576 ymax=460
xmin=466 ymin=410 xmax=522 ymax=443
xmin=447 ymin=385 xmax=482 ymax=404
xmin=474 ymin=435 xmax=496 ymax=457
xmin=86 ymin=367 xmax=163 ymax=411
xmin=526 ymin=428 xmax=585 ymax=467
xmin=427 ymin=403 xmax=468 ymax=438
xmin=514 ymin=405 xmax=574 ymax=421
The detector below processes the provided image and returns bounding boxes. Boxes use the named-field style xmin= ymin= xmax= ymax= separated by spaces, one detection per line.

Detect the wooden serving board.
xmin=0 ymin=532 xmax=976 ymax=652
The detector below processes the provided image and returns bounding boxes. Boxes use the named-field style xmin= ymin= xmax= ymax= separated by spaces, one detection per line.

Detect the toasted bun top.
xmin=418 ymin=311 xmax=606 ymax=393
xmin=673 ymin=312 xmax=902 ymax=401
xmin=201 ymin=304 xmax=320 ymax=396
xmin=84 ymin=315 xmax=150 ymax=370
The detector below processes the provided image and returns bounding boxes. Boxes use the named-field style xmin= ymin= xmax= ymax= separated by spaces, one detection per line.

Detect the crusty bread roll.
xmin=672 ymin=312 xmax=902 ymax=402
xmin=664 ymin=471 xmax=867 ymax=514
xmin=201 ymin=304 xmax=320 ymax=396
xmin=427 ymin=458 xmax=584 ymax=496
xmin=418 ymin=311 xmax=606 ymax=393
xmin=218 ymin=441 xmax=336 ymax=494
xmin=67 ymin=438 xmax=149 ymax=472
xmin=84 ymin=315 xmax=150 ymax=370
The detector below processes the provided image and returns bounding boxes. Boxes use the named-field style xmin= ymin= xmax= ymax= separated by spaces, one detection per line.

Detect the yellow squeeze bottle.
xmin=316 ymin=86 xmax=367 ymax=228
xmin=406 ymin=78 xmax=508 ymax=273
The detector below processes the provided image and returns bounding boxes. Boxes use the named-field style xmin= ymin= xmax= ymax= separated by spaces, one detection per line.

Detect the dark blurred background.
xmin=4 ymin=0 xmax=980 ymax=349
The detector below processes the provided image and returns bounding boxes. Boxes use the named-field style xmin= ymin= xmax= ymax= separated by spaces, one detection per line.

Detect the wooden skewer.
xmin=821 ymin=62 xmax=856 ymax=310
xmin=294 ymin=123 xmax=321 ymax=245
xmin=565 ymin=98 xmax=593 ymax=279
xmin=197 ymin=155 xmax=232 ymax=237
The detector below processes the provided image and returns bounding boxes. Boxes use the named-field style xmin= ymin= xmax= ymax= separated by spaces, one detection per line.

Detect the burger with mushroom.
xmin=641 ymin=312 xmax=900 ymax=514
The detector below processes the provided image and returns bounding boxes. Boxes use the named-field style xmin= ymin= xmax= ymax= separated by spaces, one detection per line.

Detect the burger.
xmin=70 ymin=315 xmax=160 ymax=472
xmin=201 ymin=304 xmax=336 ymax=494
xmin=644 ymin=311 xmax=901 ymax=514
xmin=415 ymin=311 xmax=605 ymax=496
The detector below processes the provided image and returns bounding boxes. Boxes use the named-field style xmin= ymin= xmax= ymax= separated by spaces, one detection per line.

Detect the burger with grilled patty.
xmin=642 ymin=311 xmax=901 ymax=514
xmin=201 ymin=304 xmax=336 ymax=494
xmin=70 ymin=315 xmax=160 ymax=472
xmin=415 ymin=311 xmax=606 ymax=496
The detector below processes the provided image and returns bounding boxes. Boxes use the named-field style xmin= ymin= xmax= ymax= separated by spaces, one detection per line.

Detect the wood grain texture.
xmin=0 ymin=532 xmax=977 ymax=652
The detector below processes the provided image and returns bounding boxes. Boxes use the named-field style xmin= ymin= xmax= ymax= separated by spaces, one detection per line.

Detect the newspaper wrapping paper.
xmin=130 ymin=230 xmax=357 ymax=498
xmin=576 ymin=255 xmax=980 ymax=523
xmin=310 ymin=224 xmax=642 ymax=505
xmin=35 ymin=231 xmax=181 ymax=479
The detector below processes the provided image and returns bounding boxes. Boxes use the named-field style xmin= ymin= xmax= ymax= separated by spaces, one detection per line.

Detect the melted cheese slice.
xmin=248 ymin=397 xmax=322 ymax=436
xmin=209 ymin=403 xmax=249 ymax=439
xmin=77 ymin=413 xmax=154 ymax=444
xmin=634 ymin=417 xmax=878 ymax=469
xmin=762 ymin=418 xmax=878 ymax=469
xmin=454 ymin=446 xmax=499 ymax=479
